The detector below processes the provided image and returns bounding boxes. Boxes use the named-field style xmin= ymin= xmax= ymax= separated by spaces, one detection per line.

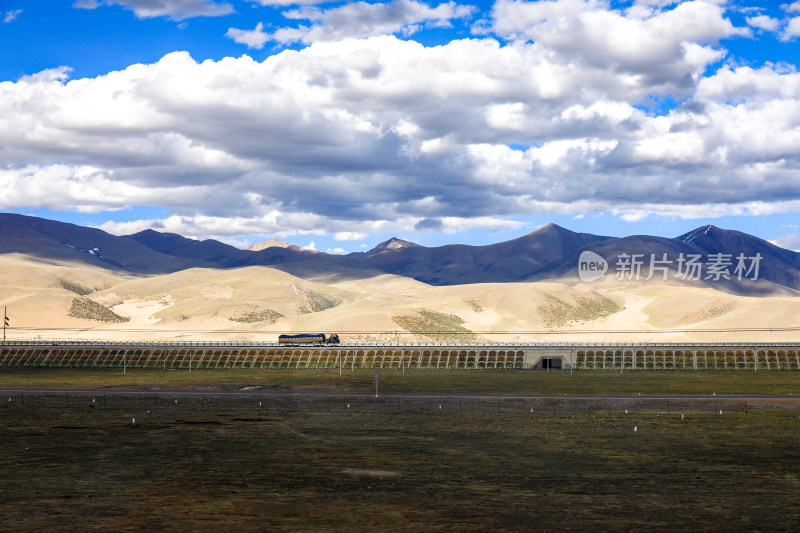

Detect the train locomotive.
xmin=277 ymin=333 xmax=340 ymax=345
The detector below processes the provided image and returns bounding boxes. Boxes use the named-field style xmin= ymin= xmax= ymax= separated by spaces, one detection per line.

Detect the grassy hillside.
xmin=392 ymin=308 xmax=480 ymax=342
xmin=67 ymin=298 xmax=129 ymax=323
xmin=537 ymin=290 xmax=621 ymax=328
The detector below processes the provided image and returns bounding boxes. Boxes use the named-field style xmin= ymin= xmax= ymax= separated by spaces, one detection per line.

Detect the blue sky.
xmin=1 ymin=0 xmax=800 ymax=253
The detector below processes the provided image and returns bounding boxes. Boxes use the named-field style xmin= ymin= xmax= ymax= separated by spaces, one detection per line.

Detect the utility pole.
xmin=3 ymin=306 xmax=8 ymax=342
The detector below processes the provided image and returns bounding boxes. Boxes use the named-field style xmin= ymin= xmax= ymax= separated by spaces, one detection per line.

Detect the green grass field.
xmin=0 ymin=366 xmax=799 ymax=395
xmin=2 ymin=369 xmax=800 ymax=531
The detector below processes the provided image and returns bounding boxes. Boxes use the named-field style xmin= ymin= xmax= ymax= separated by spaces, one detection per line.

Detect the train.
xmin=277 ymin=333 xmax=341 ymax=345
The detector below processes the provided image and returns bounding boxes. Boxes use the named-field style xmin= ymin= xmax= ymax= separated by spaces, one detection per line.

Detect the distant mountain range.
xmin=1 ymin=213 xmax=798 ymax=295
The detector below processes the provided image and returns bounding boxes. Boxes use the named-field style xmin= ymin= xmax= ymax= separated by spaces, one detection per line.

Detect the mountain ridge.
xmin=0 ymin=213 xmax=797 ymax=294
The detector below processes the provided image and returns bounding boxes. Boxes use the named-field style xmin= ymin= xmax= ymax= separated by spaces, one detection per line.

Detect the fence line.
xmin=2 ymin=340 xmax=800 ymax=369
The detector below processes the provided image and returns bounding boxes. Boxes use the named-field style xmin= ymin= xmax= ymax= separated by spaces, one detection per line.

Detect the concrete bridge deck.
xmin=2 ymin=341 xmax=800 ymax=370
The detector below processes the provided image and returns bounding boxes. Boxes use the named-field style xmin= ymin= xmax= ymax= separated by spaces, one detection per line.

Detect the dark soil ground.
xmin=1 ymin=369 xmax=799 ymax=531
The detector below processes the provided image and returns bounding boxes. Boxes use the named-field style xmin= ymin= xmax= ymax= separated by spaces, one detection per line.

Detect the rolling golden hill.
xmin=1 ymin=253 xmax=798 ymax=343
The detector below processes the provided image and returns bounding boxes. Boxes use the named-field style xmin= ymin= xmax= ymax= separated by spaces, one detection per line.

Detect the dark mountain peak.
xmin=365 ymin=237 xmax=420 ymax=256
xmin=128 ymin=229 xmax=199 ymax=251
xmin=678 ymin=224 xmax=773 ymax=251
xmin=508 ymin=222 xmax=612 ymax=253
xmin=3 ymin=213 xmax=799 ymax=292
xmin=132 ymin=229 xmax=160 ymax=237
xmin=537 ymin=222 xmax=571 ymax=234
xmin=525 ymin=222 xmax=613 ymax=242
xmin=0 ymin=213 xmax=201 ymax=273
xmin=677 ymin=224 xmax=718 ymax=244
xmin=515 ymin=222 xmax=576 ymax=240
xmin=676 ymin=224 xmax=799 ymax=268
xmin=130 ymin=228 xmax=188 ymax=242
xmin=127 ymin=228 xmax=245 ymax=264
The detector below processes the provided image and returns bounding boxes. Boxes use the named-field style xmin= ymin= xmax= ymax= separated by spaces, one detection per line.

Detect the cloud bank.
xmin=3 ymin=0 xmax=800 ymax=241
xmin=73 ymin=0 xmax=234 ymax=20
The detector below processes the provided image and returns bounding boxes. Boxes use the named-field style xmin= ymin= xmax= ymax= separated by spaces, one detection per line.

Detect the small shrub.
xmin=67 ymin=298 xmax=128 ymax=323
xmin=392 ymin=308 xmax=478 ymax=342
xmin=229 ymin=309 xmax=283 ymax=323
xmin=295 ymin=285 xmax=341 ymax=314
xmin=58 ymin=279 xmax=93 ymax=296
xmin=538 ymin=291 xmax=621 ymax=328
xmin=465 ymin=299 xmax=483 ymax=312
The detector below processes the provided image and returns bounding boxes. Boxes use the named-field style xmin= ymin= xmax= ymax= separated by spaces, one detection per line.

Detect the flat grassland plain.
xmin=2 ymin=369 xmax=800 ymax=531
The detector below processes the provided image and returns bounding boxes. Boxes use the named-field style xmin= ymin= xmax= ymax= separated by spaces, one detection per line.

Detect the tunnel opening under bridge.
xmin=538 ymin=358 xmax=563 ymax=370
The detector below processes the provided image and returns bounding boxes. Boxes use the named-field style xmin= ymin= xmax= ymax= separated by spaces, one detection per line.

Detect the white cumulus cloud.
xmin=746 ymin=15 xmax=780 ymax=32
xmin=771 ymin=233 xmax=800 ymax=252
xmin=264 ymin=0 xmax=475 ymax=44
xmin=73 ymin=0 xmax=234 ymax=20
xmin=226 ymin=22 xmax=270 ymax=49
xmin=3 ymin=9 xmax=22 ymax=23
xmin=335 ymin=231 xmax=368 ymax=241
xmin=783 ymin=16 xmax=800 ymax=40
xmin=248 ymin=0 xmax=330 ymax=5
xmin=488 ymin=0 xmax=745 ymax=96
xmin=1 ymin=1 xmax=799 ymax=240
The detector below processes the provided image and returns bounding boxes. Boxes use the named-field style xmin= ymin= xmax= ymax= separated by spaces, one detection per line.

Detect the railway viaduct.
xmin=3 ymin=341 xmax=800 ymax=370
